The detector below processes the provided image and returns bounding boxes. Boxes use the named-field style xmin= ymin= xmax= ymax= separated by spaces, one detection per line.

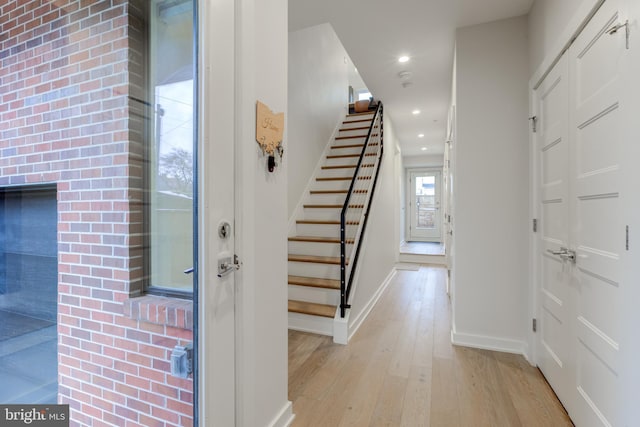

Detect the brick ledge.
xmin=124 ymin=295 xmax=193 ymax=330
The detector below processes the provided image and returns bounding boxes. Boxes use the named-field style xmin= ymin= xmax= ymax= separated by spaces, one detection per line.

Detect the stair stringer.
xmin=287 ymin=108 xmax=348 ymax=237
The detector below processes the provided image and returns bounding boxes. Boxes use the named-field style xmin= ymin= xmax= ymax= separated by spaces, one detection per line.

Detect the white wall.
xmin=402 ymin=154 xmax=444 ymax=168
xmin=452 ymin=16 xmax=530 ymax=353
xmin=235 ymin=0 xmax=292 ymax=425
xmin=349 ymin=115 xmax=401 ymax=329
xmin=288 ymin=23 xmax=350 ymax=217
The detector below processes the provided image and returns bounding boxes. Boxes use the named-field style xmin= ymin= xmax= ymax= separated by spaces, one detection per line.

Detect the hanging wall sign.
xmin=256 ymin=101 xmax=284 ymax=172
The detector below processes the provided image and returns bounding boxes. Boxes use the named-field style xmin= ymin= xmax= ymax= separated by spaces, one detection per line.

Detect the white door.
xmin=535 ymin=1 xmax=627 ymax=425
xmin=408 ymin=169 xmax=442 ymax=242
xmin=569 ymin=1 xmax=625 ymax=424
xmin=535 ymin=53 xmax=575 ymax=416
xmin=199 ymin=0 xmax=236 ymax=424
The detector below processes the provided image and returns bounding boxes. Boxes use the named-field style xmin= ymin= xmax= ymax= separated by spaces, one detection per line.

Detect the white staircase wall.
xmin=288 ymin=23 xmax=352 ymax=217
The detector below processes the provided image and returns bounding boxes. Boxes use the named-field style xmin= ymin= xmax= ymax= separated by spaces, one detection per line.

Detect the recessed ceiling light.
xmin=421 ymin=147 xmax=428 ymax=151
xmin=412 ymin=110 xmax=421 ymax=115
xmin=398 ymin=56 xmax=410 ymax=63
xmin=418 ymin=134 xmax=425 ymax=138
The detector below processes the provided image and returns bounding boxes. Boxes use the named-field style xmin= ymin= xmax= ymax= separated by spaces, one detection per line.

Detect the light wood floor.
xmin=288 ymin=266 xmax=574 ymax=427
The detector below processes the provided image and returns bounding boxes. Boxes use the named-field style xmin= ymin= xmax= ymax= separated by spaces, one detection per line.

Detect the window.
xmin=146 ymin=0 xmax=196 ymax=295
xmin=358 ymin=91 xmax=372 ymax=101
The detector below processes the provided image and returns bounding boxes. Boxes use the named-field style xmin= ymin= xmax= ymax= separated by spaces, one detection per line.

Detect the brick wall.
xmin=0 ymin=1 xmax=194 ymax=426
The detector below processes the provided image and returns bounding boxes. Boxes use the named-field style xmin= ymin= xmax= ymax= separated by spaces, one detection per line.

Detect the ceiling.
xmin=289 ymin=0 xmax=534 ymax=157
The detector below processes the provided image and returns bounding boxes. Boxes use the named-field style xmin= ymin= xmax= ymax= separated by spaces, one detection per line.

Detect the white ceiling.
xmin=289 ymin=0 xmax=534 ymax=157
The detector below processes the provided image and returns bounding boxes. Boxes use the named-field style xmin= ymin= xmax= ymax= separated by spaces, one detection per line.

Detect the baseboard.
xmin=347 ymin=268 xmax=397 ymax=342
xmin=268 ymin=401 xmax=295 ymax=427
xmin=451 ymin=329 xmax=528 ymax=357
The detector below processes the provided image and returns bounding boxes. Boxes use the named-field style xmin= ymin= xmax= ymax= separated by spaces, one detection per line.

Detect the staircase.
xmin=288 ymin=105 xmax=383 ymax=342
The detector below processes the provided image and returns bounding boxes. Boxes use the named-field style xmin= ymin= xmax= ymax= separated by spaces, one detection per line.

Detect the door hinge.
xmin=528 ymin=116 xmax=537 ymax=133
xmin=607 ymin=20 xmax=629 ymax=49
xmin=532 ymin=318 xmax=537 ymax=332
xmin=533 ymin=218 xmax=538 ymax=233
xmin=626 ymin=225 xmax=629 ymax=251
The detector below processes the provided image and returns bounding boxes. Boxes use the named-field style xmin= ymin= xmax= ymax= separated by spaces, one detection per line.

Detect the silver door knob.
xmin=546 ymin=248 xmax=576 ymax=263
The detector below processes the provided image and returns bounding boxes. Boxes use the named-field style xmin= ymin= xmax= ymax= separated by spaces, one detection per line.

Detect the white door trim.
xmin=198 ymin=0 xmax=237 ymax=425
xmin=405 ymin=167 xmax=443 ymax=243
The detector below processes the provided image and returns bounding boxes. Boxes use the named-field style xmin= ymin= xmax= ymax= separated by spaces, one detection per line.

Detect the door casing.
xmin=406 ymin=167 xmax=443 ymax=243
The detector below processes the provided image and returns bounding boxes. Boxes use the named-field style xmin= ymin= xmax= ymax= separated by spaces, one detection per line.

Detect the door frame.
xmin=197 ymin=0 xmax=237 ymax=424
xmin=405 ymin=167 xmax=443 ymax=243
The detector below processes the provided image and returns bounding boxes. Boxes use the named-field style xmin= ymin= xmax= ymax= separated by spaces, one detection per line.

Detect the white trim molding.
xmin=451 ymin=329 xmax=529 ymax=357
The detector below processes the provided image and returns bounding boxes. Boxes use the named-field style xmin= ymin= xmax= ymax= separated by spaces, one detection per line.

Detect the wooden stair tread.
xmin=331 ymin=143 xmax=365 ymax=149
xmin=316 ymin=176 xmax=371 ymax=181
xmin=339 ymin=126 xmax=370 ymax=131
xmin=321 ymin=164 xmax=374 ymax=169
xmin=347 ymin=111 xmax=375 ymax=117
xmin=288 ymin=275 xmax=340 ymax=290
xmin=327 ymin=153 xmax=376 ymax=159
xmin=288 ymin=236 xmax=355 ymax=244
xmin=335 ymin=135 xmax=367 ymax=140
xmin=303 ymin=204 xmax=363 ymax=209
xmin=322 ymin=165 xmax=356 ymax=169
xmin=343 ymin=118 xmax=373 ymax=124
xmin=310 ymin=190 xmax=347 ymax=194
xmin=296 ymin=219 xmax=359 ymax=225
xmin=309 ymin=189 xmax=366 ymax=194
xmin=316 ymin=176 xmax=352 ymax=181
xmin=288 ymin=300 xmax=336 ymax=318
xmin=288 ymin=254 xmax=348 ymax=265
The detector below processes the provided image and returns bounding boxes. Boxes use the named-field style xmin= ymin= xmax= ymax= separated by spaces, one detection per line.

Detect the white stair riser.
xmin=341 ymin=120 xmax=373 ymax=130
xmin=307 ymin=193 xmax=347 ymax=205
xmin=288 ymin=240 xmax=353 ymax=257
xmin=302 ymin=208 xmax=365 ymax=223
xmin=287 ymin=284 xmax=340 ymax=306
xmin=295 ymin=222 xmax=358 ymax=237
xmin=324 ymin=156 xmax=359 ymax=167
xmin=313 ymin=179 xmax=351 ymax=191
xmin=338 ymin=127 xmax=376 ymax=137
xmin=329 ymin=145 xmax=365 ymax=156
xmin=288 ymin=312 xmax=333 ymax=336
xmin=344 ymin=115 xmax=374 ymax=123
xmin=318 ymin=167 xmax=357 ymax=179
xmin=302 ymin=207 xmax=340 ymax=221
xmin=287 ymin=260 xmax=342 ymax=280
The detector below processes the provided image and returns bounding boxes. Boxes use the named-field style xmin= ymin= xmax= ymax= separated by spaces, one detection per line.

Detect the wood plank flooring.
xmin=288 ymin=266 xmax=574 ymax=427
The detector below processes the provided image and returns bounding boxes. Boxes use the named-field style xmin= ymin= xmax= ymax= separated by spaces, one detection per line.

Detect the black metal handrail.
xmin=339 ymin=103 xmax=383 ymax=317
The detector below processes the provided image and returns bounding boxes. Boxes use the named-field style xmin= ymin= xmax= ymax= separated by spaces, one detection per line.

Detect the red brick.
xmin=124 ymin=374 xmax=150 ymax=391
xmin=151 ymin=407 xmax=179 ymax=425
xmin=166 ymin=398 xmax=191 ymax=416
